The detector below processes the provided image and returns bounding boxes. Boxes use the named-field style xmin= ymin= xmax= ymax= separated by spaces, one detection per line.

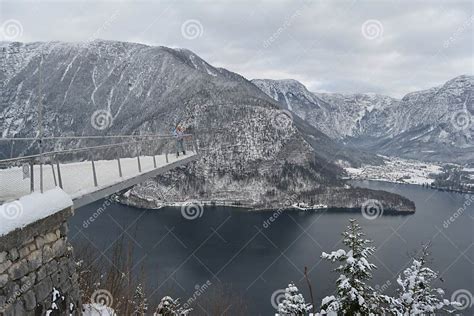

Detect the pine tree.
xmin=383 ymin=244 xmax=460 ymax=315
xmin=130 ymin=284 xmax=148 ymax=315
xmin=154 ymin=296 xmax=192 ymax=316
xmin=277 ymin=282 xmax=312 ymax=315
xmin=319 ymin=219 xmax=379 ymax=315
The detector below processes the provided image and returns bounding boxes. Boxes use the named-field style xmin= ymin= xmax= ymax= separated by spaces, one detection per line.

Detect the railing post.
xmin=39 ymin=162 xmax=43 ymax=193
xmin=153 ymin=155 xmax=157 ymax=168
xmin=30 ymin=160 xmax=34 ymax=192
xmin=91 ymin=154 xmax=98 ymax=187
xmin=192 ymin=136 xmax=199 ymax=154
xmin=136 ymin=143 xmax=142 ymax=173
xmin=137 ymin=153 xmax=142 ymax=173
xmin=165 ymin=138 xmax=169 ymax=163
xmin=56 ymin=161 xmax=63 ymax=189
xmin=117 ymin=157 xmax=123 ymax=177
xmin=50 ymin=163 xmax=57 ymax=186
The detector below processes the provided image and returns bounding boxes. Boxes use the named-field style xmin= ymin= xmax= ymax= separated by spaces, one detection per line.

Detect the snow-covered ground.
xmin=0 ymin=153 xmax=194 ymax=203
xmin=291 ymin=202 xmax=328 ymax=211
xmin=463 ymin=167 xmax=474 ymax=181
xmin=82 ymin=304 xmax=116 ymax=316
xmin=0 ymin=188 xmax=72 ymax=236
xmin=345 ymin=156 xmax=443 ymax=185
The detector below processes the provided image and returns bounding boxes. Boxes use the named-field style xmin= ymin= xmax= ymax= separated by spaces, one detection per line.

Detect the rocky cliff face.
xmin=251 ymin=79 xmax=400 ymax=140
xmin=361 ymin=76 xmax=473 ymax=163
xmin=0 ymin=40 xmax=413 ymax=211
xmin=252 ymin=76 xmax=473 ymax=164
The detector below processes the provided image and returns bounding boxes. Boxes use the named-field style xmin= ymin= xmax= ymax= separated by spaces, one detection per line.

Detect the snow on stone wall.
xmin=0 ymin=188 xmax=72 ymax=237
xmin=0 ymin=197 xmax=80 ymax=315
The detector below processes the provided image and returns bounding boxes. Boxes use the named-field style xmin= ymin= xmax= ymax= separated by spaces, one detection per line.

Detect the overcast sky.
xmin=1 ymin=0 xmax=472 ymax=97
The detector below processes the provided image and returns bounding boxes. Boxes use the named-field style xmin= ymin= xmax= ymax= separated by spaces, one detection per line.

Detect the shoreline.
xmin=252 ymin=205 xmax=414 ymax=215
xmin=118 ymin=181 xmax=417 ymax=214
xmin=351 ymin=178 xmax=474 ymax=195
xmin=117 ymin=198 xmax=415 ymax=215
xmin=118 ymin=201 xmax=415 ymax=216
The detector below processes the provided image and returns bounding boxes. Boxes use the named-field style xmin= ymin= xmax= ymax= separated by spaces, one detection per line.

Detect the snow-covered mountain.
xmin=0 ymin=40 xmax=410 ymax=210
xmin=364 ymin=76 xmax=473 ymax=163
xmin=251 ymin=79 xmax=399 ymax=139
xmin=252 ymin=76 xmax=473 ymax=163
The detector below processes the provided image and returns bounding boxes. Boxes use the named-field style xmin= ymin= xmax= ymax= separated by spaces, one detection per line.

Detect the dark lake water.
xmin=69 ymin=181 xmax=473 ymax=315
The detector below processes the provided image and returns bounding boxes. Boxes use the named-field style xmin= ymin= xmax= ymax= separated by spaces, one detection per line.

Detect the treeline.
xmin=275 ymin=219 xmax=462 ymax=315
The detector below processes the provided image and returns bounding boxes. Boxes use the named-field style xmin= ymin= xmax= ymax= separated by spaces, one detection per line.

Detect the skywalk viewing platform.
xmin=0 ymin=135 xmax=198 ymax=208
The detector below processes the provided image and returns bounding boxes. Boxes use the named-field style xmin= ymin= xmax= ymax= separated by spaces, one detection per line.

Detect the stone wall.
xmin=0 ymin=206 xmax=81 ymax=315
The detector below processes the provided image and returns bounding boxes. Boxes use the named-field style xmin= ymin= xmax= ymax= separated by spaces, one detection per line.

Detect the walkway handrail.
xmin=0 ymin=134 xmax=193 ymax=141
xmin=0 ymin=134 xmax=198 ymax=201
xmin=0 ymin=137 xmax=192 ymax=164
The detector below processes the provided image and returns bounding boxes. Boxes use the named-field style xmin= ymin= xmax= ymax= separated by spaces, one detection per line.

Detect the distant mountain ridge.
xmin=252 ymin=75 xmax=473 ymax=164
xmin=0 ymin=40 xmax=411 ymax=211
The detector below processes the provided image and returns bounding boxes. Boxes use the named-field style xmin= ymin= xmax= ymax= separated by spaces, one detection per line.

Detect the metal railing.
xmin=0 ymin=134 xmax=197 ymax=203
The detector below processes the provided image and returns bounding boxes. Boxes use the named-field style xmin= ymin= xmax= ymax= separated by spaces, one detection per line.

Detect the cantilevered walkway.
xmin=0 ymin=135 xmax=198 ymax=208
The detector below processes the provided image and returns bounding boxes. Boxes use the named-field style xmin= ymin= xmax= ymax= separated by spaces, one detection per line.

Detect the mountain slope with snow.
xmin=252 ymin=76 xmax=473 ymax=163
xmin=252 ymin=79 xmax=400 ymax=140
xmin=0 ymin=40 xmax=409 ymax=210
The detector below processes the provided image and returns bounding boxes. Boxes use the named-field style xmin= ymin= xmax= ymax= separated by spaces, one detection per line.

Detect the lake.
xmin=69 ymin=181 xmax=474 ymax=315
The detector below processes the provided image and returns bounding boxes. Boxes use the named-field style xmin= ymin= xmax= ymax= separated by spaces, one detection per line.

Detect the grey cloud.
xmin=1 ymin=0 xmax=472 ymax=97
